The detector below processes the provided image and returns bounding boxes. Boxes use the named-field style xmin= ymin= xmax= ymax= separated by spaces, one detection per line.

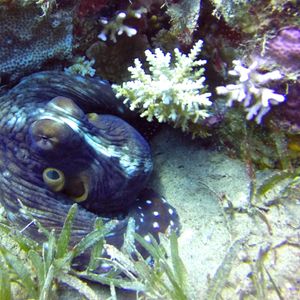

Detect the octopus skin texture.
xmin=0 ymin=71 xmax=180 ymax=272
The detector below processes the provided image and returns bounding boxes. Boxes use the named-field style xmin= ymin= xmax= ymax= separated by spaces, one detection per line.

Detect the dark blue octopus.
xmin=0 ymin=71 xmax=179 ymax=271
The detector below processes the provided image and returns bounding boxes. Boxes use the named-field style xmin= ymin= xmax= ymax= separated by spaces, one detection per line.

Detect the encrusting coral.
xmin=216 ymin=60 xmax=286 ymax=124
xmin=0 ymin=2 xmax=73 ymax=82
xmin=112 ymin=40 xmax=212 ymax=137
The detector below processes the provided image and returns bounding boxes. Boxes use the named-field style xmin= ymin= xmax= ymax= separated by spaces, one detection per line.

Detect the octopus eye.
xmin=29 ymin=119 xmax=81 ymax=153
xmin=47 ymin=96 xmax=85 ymax=119
xmin=43 ymin=168 xmax=89 ymax=202
xmin=43 ymin=168 xmax=65 ymax=192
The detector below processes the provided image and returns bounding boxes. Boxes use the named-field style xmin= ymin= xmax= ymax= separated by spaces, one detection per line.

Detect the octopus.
xmin=0 ymin=71 xmax=180 ymax=272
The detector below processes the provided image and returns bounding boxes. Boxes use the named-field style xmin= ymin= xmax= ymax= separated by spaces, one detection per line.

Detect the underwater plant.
xmin=0 ymin=204 xmax=187 ymax=299
xmin=0 ymin=204 xmax=106 ymax=299
xmin=216 ymin=60 xmax=286 ymax=124
xmin=113 ymin=40 xmax=212 ymax=137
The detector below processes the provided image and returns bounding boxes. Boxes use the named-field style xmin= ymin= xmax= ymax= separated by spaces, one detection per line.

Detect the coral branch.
xmin=113 ymin=40 xmax=212 ymax=135
xmin=216 ymin=60 xmax=286 ymax=124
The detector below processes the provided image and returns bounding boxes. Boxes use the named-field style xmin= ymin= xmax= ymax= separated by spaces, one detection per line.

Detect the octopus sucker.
xmin=0 ymin=71 xmax=180 ymax=274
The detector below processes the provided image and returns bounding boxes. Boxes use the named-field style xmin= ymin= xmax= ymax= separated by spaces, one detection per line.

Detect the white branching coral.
xmin=216 ymin=60 xmax=285 ymax=124
xmin=112 ymin=40 xmax=212 ymax=133
xmin=98 ymin=8 xmax=146 ymax=43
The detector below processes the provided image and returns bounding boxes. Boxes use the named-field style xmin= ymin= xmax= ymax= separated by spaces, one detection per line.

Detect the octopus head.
xmin=28 ymin=96 xmax=85 ymax=157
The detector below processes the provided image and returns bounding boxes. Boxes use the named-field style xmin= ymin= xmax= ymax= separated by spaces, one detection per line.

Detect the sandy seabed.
xmin=149 ymin=127 xmax=300 ymax=300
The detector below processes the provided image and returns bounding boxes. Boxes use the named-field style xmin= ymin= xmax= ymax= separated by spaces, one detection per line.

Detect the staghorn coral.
xmin=112 ymin=40 xmax=212 ymax=137
xmin=98 ymin=7 xmax=146 ymax=43
xmin=0 ymin=3 xmax=73 ymax=82
xmin=216 ymin=60 xmax=286 ymax=124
